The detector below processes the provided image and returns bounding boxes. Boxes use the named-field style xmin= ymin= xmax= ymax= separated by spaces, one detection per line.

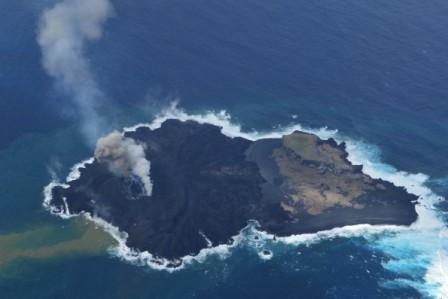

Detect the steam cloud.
xmin=95 ymin=131 xmax=153 ymax=196
xmin=37 ymin=0 xmax=114 ymax=144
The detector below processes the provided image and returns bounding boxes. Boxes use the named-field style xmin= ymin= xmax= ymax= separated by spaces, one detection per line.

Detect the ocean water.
xmin=0 ymin=0 xmax=447 ymax=298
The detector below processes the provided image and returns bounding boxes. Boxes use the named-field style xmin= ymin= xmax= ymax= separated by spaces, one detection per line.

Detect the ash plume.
xmin=95 ymin=131 xmax=153 ymax=196
xmin=37 ymin=0 xmax=114 ymax=145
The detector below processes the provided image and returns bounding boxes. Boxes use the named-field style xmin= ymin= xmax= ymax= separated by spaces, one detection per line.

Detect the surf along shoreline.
xmin=42 ymin=104 xmax=446 ymax=298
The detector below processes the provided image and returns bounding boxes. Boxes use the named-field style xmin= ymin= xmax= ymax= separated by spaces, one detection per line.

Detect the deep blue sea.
xmin=1 ymin=0 xmax=447 ymax=298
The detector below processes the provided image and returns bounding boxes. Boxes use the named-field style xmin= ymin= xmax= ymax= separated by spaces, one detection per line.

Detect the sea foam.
xmin=43 ymin=103 xmax=447 ymax=297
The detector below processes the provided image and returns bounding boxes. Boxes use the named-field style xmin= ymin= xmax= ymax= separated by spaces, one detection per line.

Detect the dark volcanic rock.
xmin=50 ymin=119 xmax=418 ymax=260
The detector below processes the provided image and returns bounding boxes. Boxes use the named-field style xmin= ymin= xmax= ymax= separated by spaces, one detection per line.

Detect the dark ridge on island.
xmin=49 ymin=119 xmax=418 ymax=260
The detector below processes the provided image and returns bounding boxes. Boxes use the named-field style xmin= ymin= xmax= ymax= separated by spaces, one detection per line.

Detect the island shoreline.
xmin=42 ymin=111 xmax=422 ymax=268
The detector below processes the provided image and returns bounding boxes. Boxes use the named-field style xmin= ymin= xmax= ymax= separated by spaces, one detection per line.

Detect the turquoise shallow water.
xmin=1 ymin=0 xmax=447 ymax=298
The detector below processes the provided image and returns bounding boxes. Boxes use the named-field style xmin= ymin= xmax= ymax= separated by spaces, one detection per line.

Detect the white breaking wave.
xmin=340 ymin=139 xmax=446 ymax=298
xmin=124 ymin=102 xmax=338 ymax=141
xmin=43 ymin=103 xmax=447 ymax=297
xmin=258 ymin=250 xmax=274 ymax=261
xmin=67 ymin=157 xmax=95 ymax=182
xmin=43 ymin=157 xmax=93 ymax=218
xmin=43 ymin=181 xmax=70 ymax=218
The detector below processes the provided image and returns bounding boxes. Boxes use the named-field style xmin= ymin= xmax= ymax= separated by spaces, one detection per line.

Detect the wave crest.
xmin=43 ymin=103 xmax=447 ymax=297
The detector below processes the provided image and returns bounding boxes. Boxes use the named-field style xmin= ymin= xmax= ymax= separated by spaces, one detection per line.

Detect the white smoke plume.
xmin=37 ymin=0 xmax=114 ymax=145
xmin=95 ymin=131 xmax=153 ymax=196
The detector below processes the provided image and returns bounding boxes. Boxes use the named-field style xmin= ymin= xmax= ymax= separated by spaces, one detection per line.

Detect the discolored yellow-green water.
xmin=0 ymin=218 xmax=115 ymax=269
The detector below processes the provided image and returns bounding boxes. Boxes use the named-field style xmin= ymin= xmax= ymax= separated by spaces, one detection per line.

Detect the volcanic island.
xmin=49 ymin=119 xmax=418 ymax=260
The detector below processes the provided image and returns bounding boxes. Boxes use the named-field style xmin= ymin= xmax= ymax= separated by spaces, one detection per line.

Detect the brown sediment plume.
xmin=0 ymin=219 xmax=115 ymax=267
